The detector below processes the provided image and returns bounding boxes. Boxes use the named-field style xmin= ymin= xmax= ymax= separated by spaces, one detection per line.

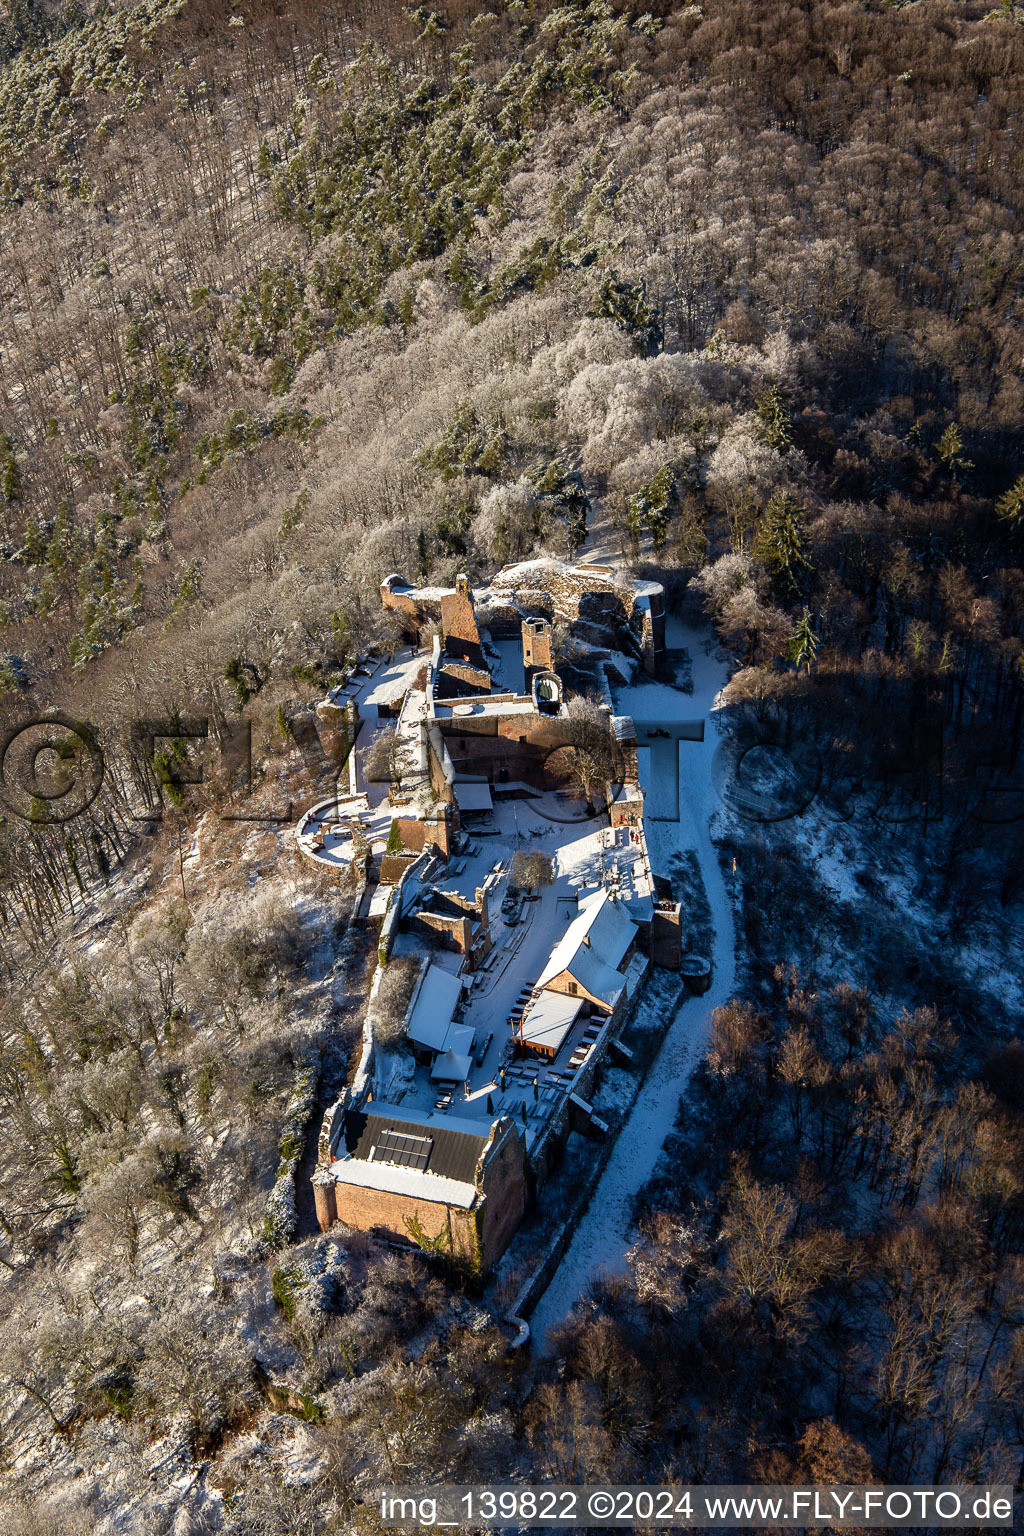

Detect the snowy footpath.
xmin=528 ymin=621 xmax=735 ymax=1348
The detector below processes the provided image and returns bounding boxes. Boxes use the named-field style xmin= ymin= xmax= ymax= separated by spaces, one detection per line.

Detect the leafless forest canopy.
xmin=0 ymin=0 xmax=1023 ymax=1527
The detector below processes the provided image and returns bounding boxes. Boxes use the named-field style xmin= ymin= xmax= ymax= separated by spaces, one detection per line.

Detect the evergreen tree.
xmin=637 ymin=463 xmax=677 ymax=551
xmin=224 ymin=658 xmax=251 ymax=710
xmin=995 ymin=474 xmax=1024 ymax=535
xmin=754 ymin=490 xmax=809 ymax=590
xmin=789 ymin=610 xmax=818 ymax=674
xmin=754 ymin=384 xmax=793 ymax=451
xmin=934 ymin=422 xmax=972 ymax=487
xmin=624 ymin=492 xmax=644 ymax=560
xmin=589 ymin=273 xmax=662 ymax=355
xmin=0 ymin=433 xmax=20 ymax=502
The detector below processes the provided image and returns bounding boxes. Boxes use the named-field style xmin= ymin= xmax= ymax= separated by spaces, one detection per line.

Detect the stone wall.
xmin=380 ymin=853 xmax=419 ymax=884
xmin=391 ymin=811 xmax=454 ymax=858
xmin=408 ymin=908 xmax=473 ymax=960
xmin=379 ymin=580 xmax=435 ymax=640
xmin=609 ymin=790 xmax=643 ymax=828
xmin=490 ymin=561 xmax=666 ymax=671
xmin=650 ymin=902 xmax=683 ymax=970
xmin=425 ymin=724 xmax=456 ymax=806
xmin=611 ymin=715 xmax=639 ymax=783
xmin=438 ymin=707 xmax=586 ymax=791
xmin=405 ymin=884 xmax=491 ymax=969
xmin=313 ymin=1179 xmax=480 ymax=1260
xmin=385 ymin=562 xmax=666 ymax=673
xmin=541 ymin=969 xmax=606 ymax=1012
xmin=436 ymin=658 xmax=491 ymax=695
xmin=478 ymin=1122 xmax=529 ymax=1269
xmin=313 ymin=1118 xmax=528 ymax=1271
xmin=521 ymin=617 xmax=552 ymax=672
xmin=439 ymin=575 xmax=480 ymax=649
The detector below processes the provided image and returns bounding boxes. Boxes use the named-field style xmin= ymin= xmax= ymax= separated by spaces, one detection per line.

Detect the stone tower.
xmin=521 ymin=617 xmax=553 ymax=674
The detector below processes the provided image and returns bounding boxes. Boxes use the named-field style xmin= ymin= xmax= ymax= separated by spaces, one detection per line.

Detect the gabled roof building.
xmin=536 ymin=889 xmax=639 ymax=1012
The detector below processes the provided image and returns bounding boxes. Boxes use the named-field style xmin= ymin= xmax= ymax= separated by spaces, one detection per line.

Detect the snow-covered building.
xmin=308 ymin=560 xmax=677 ymax=1268
xmin=535 ymin=889 xmax=639 ymax=1013
xmin=313 ymin=1100 xmax=527 ymax=1271
xmin=516 ymin=991 xmax=585 ymax=1060
xmin=405 ymin=962 xmax=475 ymax=1082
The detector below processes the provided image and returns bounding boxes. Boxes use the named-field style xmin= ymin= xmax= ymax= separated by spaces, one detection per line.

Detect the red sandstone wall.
xmin=522 ymin=619 xmax=552 ymax=671
xmin=328 ymin=1181 xmax=479 ymax=1259
xmin=380 ymin=853 xmax=419 ymax=883
xmin=316 ymin=1127 xmax=528 ymax=1270
xmin=479 ymin=1128 xmax=528 ymax=1269
xmin=393 ymin=818 xmax=427 ymax=852
xmin=392 ymin=814 xmax=452 ymax=857
xmin=408 ymin=909 xmax=474 ymax=958
xmin=381 ymin=590 xmax=424 ymax=637
xmin=439 ymin=659 xmax=491 ymax=693
xmin=438 ymin=710 xmax=588 ymax=789
xmin=440 ymin=578 xmax=480 ymax=649
xmin=609 ymin=798 xmax=642 ymax=828
xmin=542 ymin=969 xmax=607 ymax=1012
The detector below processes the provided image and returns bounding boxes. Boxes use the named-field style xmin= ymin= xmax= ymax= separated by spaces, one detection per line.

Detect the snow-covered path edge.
xmin=528 ymin=623 xmax=735 ymax=1349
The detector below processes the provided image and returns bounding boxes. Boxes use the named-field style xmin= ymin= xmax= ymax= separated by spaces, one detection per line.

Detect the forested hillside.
xmin=1 ymin=0 xmax=1023 ymax=1528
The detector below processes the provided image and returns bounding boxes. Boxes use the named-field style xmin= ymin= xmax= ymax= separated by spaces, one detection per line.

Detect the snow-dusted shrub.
xmin=559 ymin=351 xmax=713 ymax=475
xmin=353 ymin=518 xmax=422 ymax=583
xmin=473 ymin=477 xmax=544 ymax=562
xmin=689 ymin=552 xmax=759 ymax=615
xmin=534 ymin=316 xmax=634 ymax=391
xmin=370 ymin=955 xmax=420 ymax=1049
xmin=720 ymin=584 xmax=794 ymax=662
xmin=704 ymin=413 xmax=791 ymax=515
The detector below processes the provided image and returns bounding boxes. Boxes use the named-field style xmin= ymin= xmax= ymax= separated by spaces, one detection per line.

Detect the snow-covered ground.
xmin=295 ymin=650 xmax=431 ymax=867
xmin=383 ymin=794 xmax=653 ymax=1144
xmin=529 ymin=620 xmax=736 ymax=1347
xmin=577 ymin=495 xmax=622 ymax=566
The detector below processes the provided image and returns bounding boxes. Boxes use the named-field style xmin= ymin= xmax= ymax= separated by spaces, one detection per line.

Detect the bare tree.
xmin=562 ymin=696 xmax=613 ymax=813
xmin=509 ymin=851 xmax=554 ymax=892
xmin=371 ymin=957 xmax=420 ymax=1049
xmin=363 ymin=726 xmax=403 ymax=785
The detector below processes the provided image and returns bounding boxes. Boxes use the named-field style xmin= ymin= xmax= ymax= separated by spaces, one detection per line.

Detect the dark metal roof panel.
xmin=344 ymin=1108 xmax=489 ymax=1186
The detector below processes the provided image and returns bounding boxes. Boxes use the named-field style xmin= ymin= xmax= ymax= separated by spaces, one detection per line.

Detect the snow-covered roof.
xmin=432 ymin=698 xmax=536 ymax=719
xmin=406 ymin=963 xmax=462 ymax=1053
xmin=520 ymin=992 xmax=583 ymax=1055
xmin=536 ymin=889 xmax=637 ymax=1009
xmin=359 ymin=1102 xmax=487 ymax=1139
xmin=565 ymin=951 xmax=626 ymax=1010
xmin=556 ymin=888 xmax=637 ymax=971
xmin=430 ymin=1049 xmax=473 ymax=1083
xmin=329 ymin=1099 xmax=512 ymax=1206
xmin=455 ymin=780 xmax=493 ymax=813
xmin=490 ymin=558 xmax=561 ymax=585
xmin=330 ymin=1154 xmax=477 ymax=1207
xmin=389 ymin=580 xmax=456 ymax=602
xmin=444 ymin=1022 xmax=474 ymax=1056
